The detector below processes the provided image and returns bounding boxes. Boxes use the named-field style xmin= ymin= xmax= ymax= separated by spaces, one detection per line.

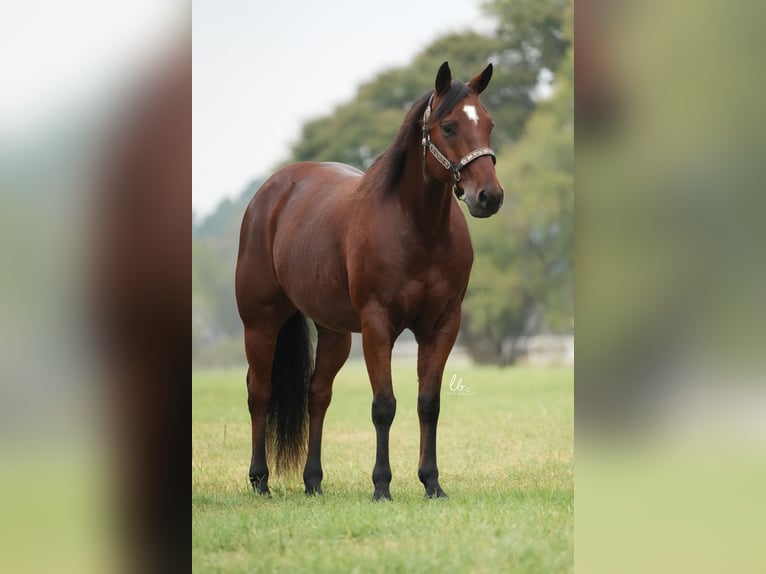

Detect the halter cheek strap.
xmin=421 ymin=93 xmax=496 ymax=198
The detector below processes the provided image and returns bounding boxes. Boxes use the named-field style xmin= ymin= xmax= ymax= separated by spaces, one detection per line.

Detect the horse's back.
xmin=238 ymin=161 xmax=362 ymax=252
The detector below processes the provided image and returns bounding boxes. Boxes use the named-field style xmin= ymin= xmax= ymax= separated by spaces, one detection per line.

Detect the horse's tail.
xmin=267 ymin=311 xmax=314 ymax=475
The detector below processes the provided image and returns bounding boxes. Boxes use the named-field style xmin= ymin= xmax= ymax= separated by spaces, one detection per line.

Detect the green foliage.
xmin=194 ymin=178 xmax=263 ymax=240
xmin=484 ymin=0 xmax=570 ymax=73
xmin=193 ymin=179 xmax=264 ymax=364
xmin=291 ymin=0 xmax=571 ymax=169
xmin=193 ymin=362 xmax=573 ymax=572
xmin=193 ymin=240 xmax=239 ymax=339
xmin=291 ymin=32 xmax=508 ymax=170
xmin=463 ymin=28 xmax=573 ymax=363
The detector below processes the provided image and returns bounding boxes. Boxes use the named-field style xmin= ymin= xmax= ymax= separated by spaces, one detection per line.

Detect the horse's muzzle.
xmin=467 ymin=186 xmax=504 ymax=218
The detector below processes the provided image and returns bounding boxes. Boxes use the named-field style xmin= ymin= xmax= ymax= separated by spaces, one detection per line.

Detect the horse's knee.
xmin=371 ymin=394 xmax=396 ymax=427
xmin=417 ymin=393 xmax=440 ymax=424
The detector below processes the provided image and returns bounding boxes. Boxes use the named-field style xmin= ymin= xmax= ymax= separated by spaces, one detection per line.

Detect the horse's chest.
xmin=394 ymin=265 xmax=467 ymax=326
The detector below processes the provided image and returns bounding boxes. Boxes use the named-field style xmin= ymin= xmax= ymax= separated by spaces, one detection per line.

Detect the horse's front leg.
xmin=360 ymin=309 xmax=396 ymax=501
xmin=415 ymin=310 xmax=462 ymax=498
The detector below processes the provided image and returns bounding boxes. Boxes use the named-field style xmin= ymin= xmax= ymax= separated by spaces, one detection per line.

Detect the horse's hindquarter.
xmin=269 ymin=163 xmax=364 ymax=332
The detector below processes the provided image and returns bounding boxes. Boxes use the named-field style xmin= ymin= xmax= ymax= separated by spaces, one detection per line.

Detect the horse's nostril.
xmin=478 ymin=189 xmax=488 ymax=207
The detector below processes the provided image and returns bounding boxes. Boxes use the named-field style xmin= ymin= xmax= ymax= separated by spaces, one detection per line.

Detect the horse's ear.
xmin=468 ymin=63 xmax=493 ymax=95
xmin=435 ymin=61 xmax=451 ymax=96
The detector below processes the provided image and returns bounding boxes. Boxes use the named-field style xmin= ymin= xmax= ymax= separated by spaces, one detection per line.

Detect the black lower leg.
xmin=247 ymin=371 xmax=271 ymax=496
xmin=303 ymin=433 xmax=324 ymax=495
xmin=371 ymin=394 xmax=396 ymax=500
xmin=249 ymin=456 xmax=270 ymax=495
xmin=418 ymin=393 xmax=446 ymax=498
xmin=304 ymin=381 xmax=332 ymax=495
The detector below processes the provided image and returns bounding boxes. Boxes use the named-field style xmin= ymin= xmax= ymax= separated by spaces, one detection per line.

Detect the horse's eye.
xmin=441 ymin=123 xmax=456 ymax=137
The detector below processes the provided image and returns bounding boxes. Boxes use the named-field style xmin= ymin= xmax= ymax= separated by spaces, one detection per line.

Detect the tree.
xmin=291 ymin=0 xmax=571 ymax=169
xmin=192 ymin=179 xmax=264 ymax=364
xmin=461 ymin=1 xmax=573 ymax=364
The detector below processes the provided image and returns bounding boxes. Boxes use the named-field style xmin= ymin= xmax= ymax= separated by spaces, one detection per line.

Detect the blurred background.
xmin=0 ymin=1 xmax=188 ymax=573
xmin=576 ymin=0 xmax=766 ymax=572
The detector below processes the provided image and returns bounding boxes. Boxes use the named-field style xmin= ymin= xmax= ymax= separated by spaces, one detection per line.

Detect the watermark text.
xmin=447 ymin=373 xmax=473 ymax=396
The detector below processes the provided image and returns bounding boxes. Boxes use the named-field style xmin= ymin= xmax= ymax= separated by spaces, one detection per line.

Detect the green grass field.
xmin=193 ymin=360 xmax=573 ymax=573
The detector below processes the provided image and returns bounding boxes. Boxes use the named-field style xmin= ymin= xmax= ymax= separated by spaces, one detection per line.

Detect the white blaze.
xmin=463 ymin=104 xmax=479 ymax=125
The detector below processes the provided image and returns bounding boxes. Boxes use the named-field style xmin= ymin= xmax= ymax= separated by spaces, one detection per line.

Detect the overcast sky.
xmin=192 ymin=0 xmax=493 ymax=217
xmin=0 ymin=2 xmax=182 ymax=142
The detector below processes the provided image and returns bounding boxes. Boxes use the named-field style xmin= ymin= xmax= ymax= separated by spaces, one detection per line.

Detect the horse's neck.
xmin=398 ymin=145 xmax=454 ymax=239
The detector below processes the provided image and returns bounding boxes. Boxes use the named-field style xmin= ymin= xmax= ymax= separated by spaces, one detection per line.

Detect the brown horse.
xmin=235 ymin=62 xmax=503 ymax=500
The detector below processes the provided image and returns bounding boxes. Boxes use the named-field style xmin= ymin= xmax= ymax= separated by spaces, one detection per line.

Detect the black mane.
xmin=367 ymin=80 xmax=470 ymax=190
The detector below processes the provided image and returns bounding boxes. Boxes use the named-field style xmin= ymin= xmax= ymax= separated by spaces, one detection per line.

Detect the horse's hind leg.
xmin=303 ymin=327 xmax=351 ymax=495
xmin=244 ymin=323 xmax=279 ymax=495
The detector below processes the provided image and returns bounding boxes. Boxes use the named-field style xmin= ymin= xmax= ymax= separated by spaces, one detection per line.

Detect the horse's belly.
xmin=287 ymin=286 xmax=361 ymax=333
xmin=295 ymin=283 xmax=361 ymax=333
xmin=309 ymin=305 xmax=361 ymax=333
xmin=274 ymin=250 xmax=360 ymax=333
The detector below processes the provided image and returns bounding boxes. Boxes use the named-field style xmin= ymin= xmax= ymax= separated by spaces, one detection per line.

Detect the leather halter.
xmin=421 ymin=92 xmax=496 ymax=199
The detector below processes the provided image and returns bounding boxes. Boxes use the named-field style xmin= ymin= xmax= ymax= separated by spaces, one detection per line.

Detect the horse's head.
xmin=422 ymin=62 xmax=504 ymax=218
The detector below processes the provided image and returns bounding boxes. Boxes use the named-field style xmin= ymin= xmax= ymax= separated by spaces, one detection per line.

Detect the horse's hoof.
xmin=304 ymin=485 xmax=323 ymax=496
xmin=250 ymin=480 xmax=271 ymax=497
xmin=425 ymin=486 xmax=448 ymax=499
xmin=373 ymin=489 xmax=392 ymax=501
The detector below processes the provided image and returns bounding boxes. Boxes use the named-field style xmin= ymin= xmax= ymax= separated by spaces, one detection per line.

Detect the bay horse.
xmin=235 ymin=62 xmax=503 ymax=500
